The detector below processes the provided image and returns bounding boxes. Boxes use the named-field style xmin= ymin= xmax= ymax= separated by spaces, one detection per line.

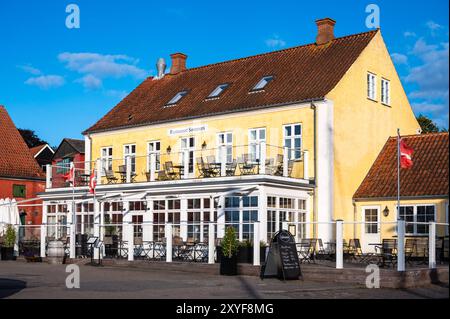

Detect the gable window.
xmin=208 ymin=84 xmax=229 ymax=99
xmin=147 ymin=141 xmax=161 ymax=171
xmin=13 ymin=184 xmax=26 ymax=198
xmin=284 ymin=123 xmax=302 ymax=160
xmin=100 ymin=147 xmax=113 ymax=175
xmin=165 ymin=90 xmax=188 ymax=107
xmin=248 ymin=128 xmax=266 ymax=161
xmin=251 ymin=75 xmax=274 ymax=92
xmin=381 ymin=78 xmax=390 ymax=105
xmin=217 ymin=132 xmax=233 ymax=163
xmin=367 ymin=72 xmax=377 ymax=100
xmin=123 ymin=144 xmax=136 ymax=173
xmin=399 ymin=205 xmax=435 ymax=235
xmin=56 ymin=158 xmax=70 ymax=174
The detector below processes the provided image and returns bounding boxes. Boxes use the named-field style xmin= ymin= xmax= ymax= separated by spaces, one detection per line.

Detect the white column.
xmin=217 ymin=196 xmax=225 ymax=238
xmin=127 ymin=222 xmax=134 ymax=261
xmin=429 ymin=222 xmax=436 ymax=269
xmin=183 ymin=150 xmax=189 ymax=179
xmin=180 ymin=197 xmax=188 ymax=241
xmin=316 ymin=100 xmax=334 ymax=244
xmin=68 ymin=202 xmax=76 ymax=258
xmin=150 ymin=153 xmax=156 ymax=181
xmin=93 ymin=198 xmax=101 ymax=260
xmin=143 ymin=199 xmax=153 ymax=242
xmin=126 ymin=157 xmax=131 ymax=183
xmin=258 ymin=186 xmax=267 ymax=245
xmin=84 ymin=135 xmax=92 ymax=172
xmin=253 ymin=222 xmax=260 ymax=266
xmin=220 ymin=145 xmax=226 ymax=177
xmin=336 ymin=220 xmax=343 ymax=269
xmin=260 ymin=142 xmax=266 ymax=175
xmin=96 ymin=159 xmax=102 ymax=185
xmin=165 ymin=223 xmax=173 ymax=262
xmin=283 ymin=147 xmax=289 ymax=177
xmin=46 ymin=164 xmax=52 ymax=189
xmin=303 ymin=150 xmax=309 ymax=180
xmin=208 ymin=222 xmax=215 ymax=264
xmin=40 ymin=204 xmax=47 ymax=257
xmin=122 ymin=202 xmax=133 ymax=260
xmin=397 ymin=219 xmax=405 ymax=272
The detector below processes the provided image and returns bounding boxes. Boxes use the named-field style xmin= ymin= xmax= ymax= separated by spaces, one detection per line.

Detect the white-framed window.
xmin=283 ymin=123 xmax=302 ymax=160
xmin=123 ymin=144 xmax=136 ymax=173
xmin=367 ymin=72 xmax=377 ymax=100
xmin=248 ymin=128 xmax=266 ymax=161
xmin=147 ymin=141 xmax=161 ymax=171
xmin=217 ymin=132 xmax=233 ymax=163
xmin=398 ymin=204 xmax=436 ymax=235
xmin=100 ymin=147 xmax=113 ymax=175
xmin=180 ymin=137 xmax=195 ymax=174
xmin=381 ymin=78 xmax=390 ymax=105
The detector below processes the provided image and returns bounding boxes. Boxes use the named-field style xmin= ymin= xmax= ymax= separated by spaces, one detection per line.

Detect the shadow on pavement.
xmin=0 ymin=278 xmax=27 ymax=298
xmin=236 ymin=276 xmax=263 ymax=299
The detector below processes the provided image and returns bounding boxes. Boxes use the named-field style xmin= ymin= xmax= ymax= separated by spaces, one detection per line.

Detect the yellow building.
xmin=353 ymin=133 xmax=448 ymax=252
xmin=40 ymin=18 xmax=423 ymax=249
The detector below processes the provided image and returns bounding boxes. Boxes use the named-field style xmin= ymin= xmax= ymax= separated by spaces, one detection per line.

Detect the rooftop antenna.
xmin=155 ymin=58 xmax=166 ymax=79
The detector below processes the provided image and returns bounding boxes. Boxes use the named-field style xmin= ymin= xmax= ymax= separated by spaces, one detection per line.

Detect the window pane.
xmin=294 ymin=124 xmax=301 ymax=136
xmin=285 ymin=126 xmax=291 ymax=137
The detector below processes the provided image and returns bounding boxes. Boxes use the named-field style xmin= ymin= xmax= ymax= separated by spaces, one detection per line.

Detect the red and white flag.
xmin=89 ymin=169 xmax=97 ymax=194
xmin=400 ymin=139 xmax=413 ymax=169
xmin=63 ymin=166 xmax=75 ymax=186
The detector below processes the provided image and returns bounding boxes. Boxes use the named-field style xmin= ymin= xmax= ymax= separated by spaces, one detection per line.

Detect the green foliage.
xmin=416 ymin=115 xmax=446 ymax=134
xmin=4 ymin=225 xmax=16 ymax=248
xmin=104 ymin=215 xmax=117 ymax=236
xmin=17 ymin=128 xmax=49 ymax=148
xmin=239 ymin=239 xmax=252 ymax=248
xmin=221 ymin=227 xmax=239 ymax=258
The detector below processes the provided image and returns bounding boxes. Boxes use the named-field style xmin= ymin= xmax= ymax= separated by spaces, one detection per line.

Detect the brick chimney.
xmin=315 ymin=18 xmax=336 ymax=45
xmin=170 ymin=53 xmax=187 ymax=75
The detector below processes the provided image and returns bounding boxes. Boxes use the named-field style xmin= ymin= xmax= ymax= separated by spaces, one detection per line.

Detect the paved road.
xmin=0 ymin=262 xmax=448 ymax=299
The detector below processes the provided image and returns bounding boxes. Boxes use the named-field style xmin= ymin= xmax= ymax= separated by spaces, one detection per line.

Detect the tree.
xmin=416 ymin=115 xmax=443 ymax=134
xmin=18 ymin=128 xmax=48 ymax=148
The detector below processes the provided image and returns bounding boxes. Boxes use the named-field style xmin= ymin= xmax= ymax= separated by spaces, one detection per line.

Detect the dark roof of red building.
xmin=0 ymin=105 xmax=45 ymax=179
xmin=354 ymin=133 xmax=449 ymax=199
xmin=29 ymin=144 xmax=53 ymax=157
xmin=84 ymin=30 xmax=378 ymax=134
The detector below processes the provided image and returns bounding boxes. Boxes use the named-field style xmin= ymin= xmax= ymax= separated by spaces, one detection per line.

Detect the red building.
xmin=51 ymin=138 xmax=85 ymax=187
xmin=0 ymin=105 xmax=45 ymax=225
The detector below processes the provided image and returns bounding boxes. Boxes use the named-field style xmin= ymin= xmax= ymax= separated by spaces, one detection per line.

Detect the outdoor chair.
xmin=103 ymin=168 xmax=118 ymax=184
xmin=118 ymin=164 xmax=137 ymax=182
xmin=133 ymin=237 xmax=144 ymax=259
xmin=164 ymin=161 xmax=180 ymax=180
xmin=375 ymin=239 xmax=397 ymax=268
xmin=193 ymin=243 xmax=208 ymax=262
xmin=196 ymin=157 xmax=207 ymax=178
xmin=117 ymin=240 xmax=129 ymax=259
xmin=438 ymin=237 xmax=449 ymax=264
xmin=287 ymin=160 xmax=294 ymax=177
xmin=226 ymin=160 xmax=237 ymax=176
xmin=316 ymin=238 xmax=329 ymax=260
xmin=415 ymin=238 xmax=428 ymax=264
xmin=404 ymin=238 xmax=417 ymax=265
xmin=156 ymin=170 xmax=170 ymax=181
xmin=348 ymin=239 xmax=376 ymax=263
xmin=153 ymin=242 xmax=166 ymax=260
xmin=296 ymin=239 xmax=314 ymax=263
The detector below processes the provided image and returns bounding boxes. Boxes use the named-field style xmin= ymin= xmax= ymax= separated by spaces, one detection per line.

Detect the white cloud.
xmin=18 ymin=64 xmax=42 ymax=75
xmin=105 ymin=89 xmax=129 ymax=99
xmin=25 ymin=75 xmax=65 ymax=89
xmin=426 ymin=20 xmax=443 ymax=31
xmin=76 ymin=74 xmax=102 ymax=90
xmin=58 ymin=52 xmax=147 ymax=80
xmin=391 ymin=53 xmax=408 ymax=65
xmin=403 ymin=31 xmax=416 ymax=38
xmin=265 ymin=35 xmax=286 ymax=48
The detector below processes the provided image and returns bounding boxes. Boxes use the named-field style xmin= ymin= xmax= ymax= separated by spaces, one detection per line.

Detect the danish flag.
xmin=63 ymin=166 xmax=75 ymax=186
xmin=89 ymin=169 xmax=97 ymax=194
xmin=400 ymin=139 xmax=413 ymax=169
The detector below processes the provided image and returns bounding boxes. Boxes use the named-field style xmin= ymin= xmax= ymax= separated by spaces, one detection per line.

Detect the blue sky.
xmin=0 ymin=0 xmax=448 ymax=146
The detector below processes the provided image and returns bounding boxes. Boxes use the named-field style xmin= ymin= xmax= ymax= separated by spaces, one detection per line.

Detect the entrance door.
xmin=361 ymin=207 xmax=381 ymax=253
xmin=180 ymin=137 xmax=195 ymax=176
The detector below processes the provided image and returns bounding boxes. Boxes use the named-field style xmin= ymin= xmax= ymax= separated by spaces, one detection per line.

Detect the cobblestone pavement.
xmin=0 ymin=262 xmax=448 ymax=299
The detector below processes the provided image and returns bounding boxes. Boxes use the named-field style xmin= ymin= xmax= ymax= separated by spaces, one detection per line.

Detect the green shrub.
xmin=221 ymin=227 xmax=239 ymax=258
xmin=4 ymin=225 xmax=16 ymax=248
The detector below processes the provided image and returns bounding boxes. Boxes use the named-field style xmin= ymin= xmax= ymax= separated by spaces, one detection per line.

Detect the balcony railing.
xmin=46 ymin=143 xmax=311 ymax=189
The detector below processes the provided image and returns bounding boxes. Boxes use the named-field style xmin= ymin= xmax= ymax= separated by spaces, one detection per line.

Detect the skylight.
xmin=251 ymin=75 xmax=274 ymax=91
xmin=166 ymin=90 xmax=188 ymax=106
xmin=207 ymin=83 xmax=229 ymax=99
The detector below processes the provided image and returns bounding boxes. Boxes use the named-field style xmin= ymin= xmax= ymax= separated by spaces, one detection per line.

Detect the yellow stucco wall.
xmin=88 ymin=105 xmax=315 ymax=183
xmin=354 ymin=198 xmax=449 ymax=240
xmin=327 ymin=30 xmax=421 ymax=226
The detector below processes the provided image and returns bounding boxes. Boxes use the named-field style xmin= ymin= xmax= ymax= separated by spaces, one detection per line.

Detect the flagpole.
xmin=397 ymin=128 xmax=401 ymax=219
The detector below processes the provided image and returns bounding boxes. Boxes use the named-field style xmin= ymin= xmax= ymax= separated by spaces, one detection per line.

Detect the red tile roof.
xmin=0 ymin=105 xmax=45 ymax=179
xmin=354 ymin=133 xmax=449 ymax=199
xmin=84 ymin=30 xmax=378 ymax=134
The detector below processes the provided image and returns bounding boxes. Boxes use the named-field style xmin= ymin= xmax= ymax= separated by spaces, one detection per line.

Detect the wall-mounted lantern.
xmin=166 ymin=145 xmax=172 ymax=154
xmin=202 ymin=141 xmax=207 ymax=150
xmin=383 ymin=206 xmax=389 ymax=217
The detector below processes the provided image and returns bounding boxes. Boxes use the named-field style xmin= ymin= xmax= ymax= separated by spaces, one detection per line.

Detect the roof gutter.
xmin=353 ymin=195 xmax=449 ymax=201
xmin=82 ymin=97 xmax=325 ymax=135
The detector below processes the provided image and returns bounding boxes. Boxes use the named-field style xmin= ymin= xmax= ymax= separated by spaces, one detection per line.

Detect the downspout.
xmin=310 ymin=102 xmax=318 ymax=238
xmin=352 ymin=200 xmax=357 ymax=239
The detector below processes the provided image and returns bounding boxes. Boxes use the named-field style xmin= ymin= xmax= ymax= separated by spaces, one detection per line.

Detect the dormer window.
xmin=165 ymin=90 xmax=188 ymax=107
xmin=207 ymin=83 xmax=229 ymax=99
xmin=251 ymin=75 xmax=274 ymax=92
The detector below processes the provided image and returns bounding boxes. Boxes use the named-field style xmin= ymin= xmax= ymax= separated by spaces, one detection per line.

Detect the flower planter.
xmin=1 ymin=247 xmax=15 ymax=261
xmin=220 ymin=255 xmax=238 ymax=275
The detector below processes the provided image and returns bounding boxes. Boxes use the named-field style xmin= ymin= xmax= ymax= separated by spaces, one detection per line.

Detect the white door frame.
xmin=361 ymin=205 xmax=381 ymax=253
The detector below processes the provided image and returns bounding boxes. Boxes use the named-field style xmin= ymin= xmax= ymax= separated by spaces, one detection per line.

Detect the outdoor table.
xmin=238 ymin=162 xmax=259 ymax=175
xmin=172 ymin=165 xmax=184 ymax=179
xmin=78 ymin=174 xmax=91 ymax=186
xmin=114 ymin=171 xmax=137 ymax=183
xmin=207 ymin=163 xmax=221 ymax=176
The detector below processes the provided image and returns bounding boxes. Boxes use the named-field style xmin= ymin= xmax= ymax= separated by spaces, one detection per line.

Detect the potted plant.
xmin=1 ymin=225 xmax=16 ymax=261
xmin=237 ymin=239 xmax=252 ymax=263
xmin=219 ymin=227 xmax=239 ymax=275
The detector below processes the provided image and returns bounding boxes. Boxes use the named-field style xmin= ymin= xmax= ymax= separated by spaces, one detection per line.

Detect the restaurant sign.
xmin=168 ymin=125 xmax=208 ymax=136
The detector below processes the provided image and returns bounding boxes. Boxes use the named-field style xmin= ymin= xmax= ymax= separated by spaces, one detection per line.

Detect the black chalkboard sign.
xmin=260 ymin=230 xmax=301 ymax=280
